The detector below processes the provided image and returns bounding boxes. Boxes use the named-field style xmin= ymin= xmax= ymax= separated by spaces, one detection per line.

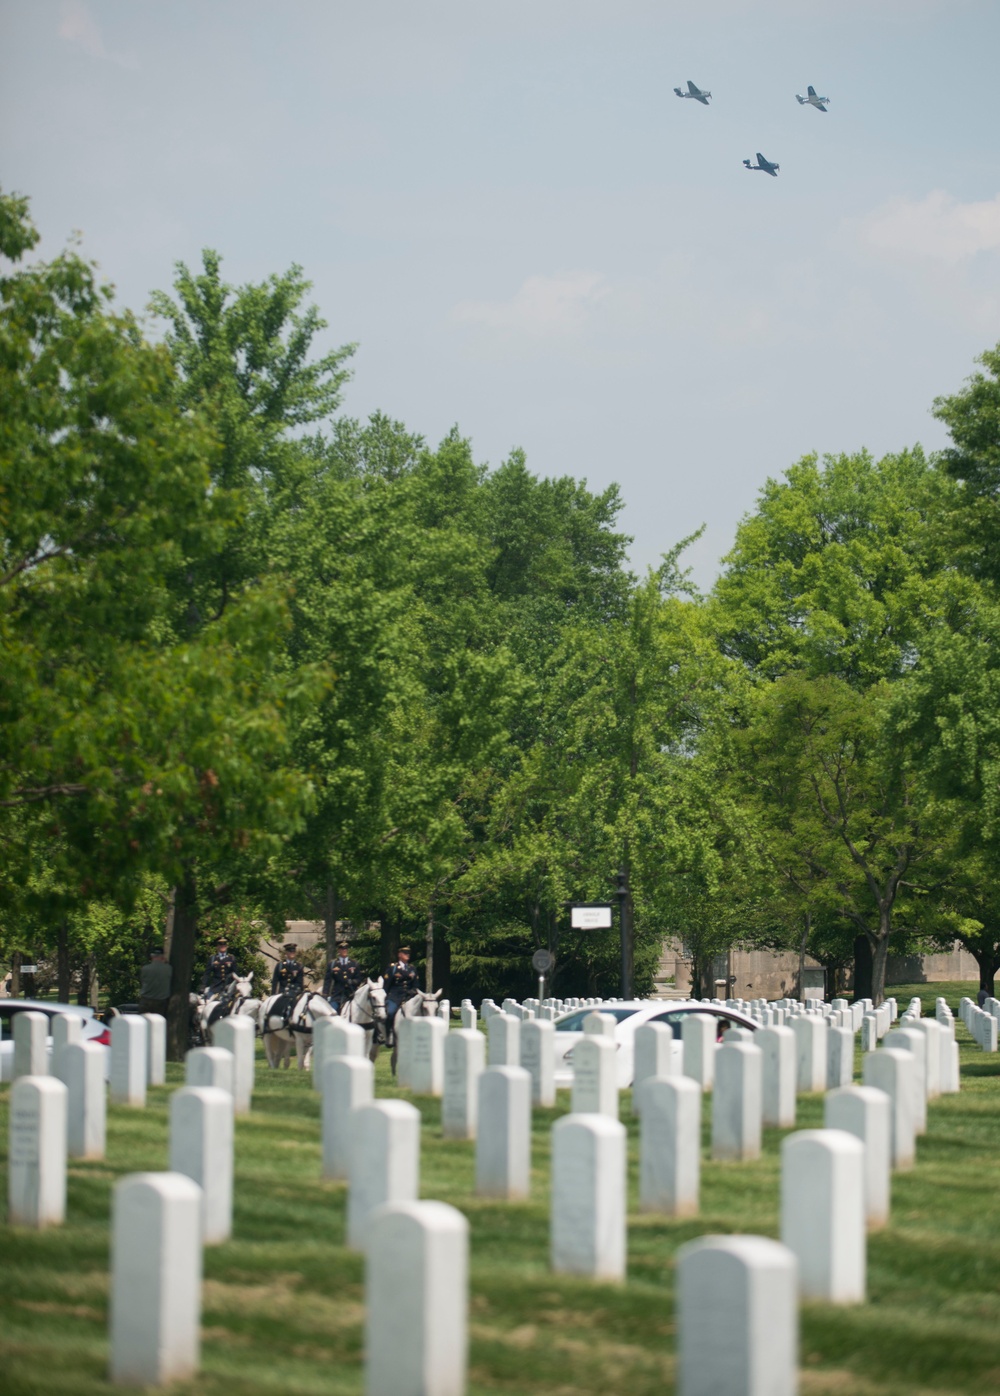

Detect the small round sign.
xmin=531 ymin=949 xmax=554 ymax=973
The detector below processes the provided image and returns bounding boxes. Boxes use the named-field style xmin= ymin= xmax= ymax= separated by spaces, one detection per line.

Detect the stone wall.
xmin=656 ymin=937 xmax=978 ymax=1000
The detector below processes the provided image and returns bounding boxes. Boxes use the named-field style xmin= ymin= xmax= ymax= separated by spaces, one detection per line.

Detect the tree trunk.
xmin=166 ymin=866 xmax=198 ymax=1061
xmin=164 ymin=886 xmax=176 ymax=958
xmin=324 ymin=885 xmax=338 ymax=973
xmin=437 ymin=930 xmax=452 ymax=1001
xmin=56 ymin=920 xmax=71 ymax=1003
xmin=973 ymin=947 xmax=999 ymax=996
xmin=378 ymin=912 xmax=398 ymax=977
xmin=10 ymin=950 xmax=21 ymax=998
xmin=76 ymin=955 xmax=91 ymax=1007
xmin=870 ymin=922 xmax=891 ymax=1008
xmin=852 ymin=934 xmax=873 ymax=1001
xmin=797 ymin=913 xmax=811 ymax=1002
xmin=425 ymin=907 xmax=435 ymax=993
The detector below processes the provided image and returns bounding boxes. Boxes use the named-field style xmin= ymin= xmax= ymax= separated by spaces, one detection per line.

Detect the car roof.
xmin=555 ymin=1000 xmax=759 ymax=1028
xmin=0 ymin=999 xmax=96 ymax=1016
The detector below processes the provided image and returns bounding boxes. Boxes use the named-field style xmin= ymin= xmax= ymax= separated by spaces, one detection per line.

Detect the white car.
xmin=0 ymin=999 xmax=112 ymax=1081
xmin=553 ymin=999 xmax=760 ymax=1089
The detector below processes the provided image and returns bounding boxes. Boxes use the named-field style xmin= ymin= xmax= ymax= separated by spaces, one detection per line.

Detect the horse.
xmin=390 ymin=988 xmax=443 ymax=1076
xmin=256 ymin=990 xmax=338 ymax=1069
xmin=339 ymin=977 xmax=388 ymax=1062
xmin=199 ymin=976 xmax=260 ymax=1045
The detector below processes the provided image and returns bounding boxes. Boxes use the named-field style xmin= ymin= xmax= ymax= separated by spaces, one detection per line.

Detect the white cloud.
xmin=860 ymin=190 xmax=1000 ymax=263
xmin=452 ymin=270 xmax=610 ymax=337
xmin=58 ymin=1 xmax=137 ymax=69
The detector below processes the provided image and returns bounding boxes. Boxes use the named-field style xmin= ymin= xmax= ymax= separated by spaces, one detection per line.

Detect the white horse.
xmin=390 ymin=988 xmax=443 ymax=1076
xmin=196 ymin=976 xmax=260 ymax=1045
xmin=256 ymin=990 xmax=338 ymax=1069
xmin=340 ymin=977 xmax=388 ymax=1062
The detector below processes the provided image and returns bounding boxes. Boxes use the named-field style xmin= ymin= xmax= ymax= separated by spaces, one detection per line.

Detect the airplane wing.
xmin=807 ymin=85 xmax=817 ymax=97
xmin=687 ymin=80 xmax=699 ymax=95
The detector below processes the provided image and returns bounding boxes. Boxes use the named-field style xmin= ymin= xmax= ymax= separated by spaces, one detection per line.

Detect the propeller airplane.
xmin=796 ymin=85 xmax=830 ymax=112
xmin=743 ymin=152 xmax=780 ymax=177
xmin=673 ymin=80 xmax=711 ymax=106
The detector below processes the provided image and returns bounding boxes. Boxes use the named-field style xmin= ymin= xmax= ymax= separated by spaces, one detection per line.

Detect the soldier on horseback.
xmin=383 ymin=945 xmax=419 ymax=1043
xmin=203 ymin=937 xmax=238 ymax=996
xmin=272 ymin=942 xmax=305 ymax=996
xmin=324 ymin=939 xmax=363 ymax=1012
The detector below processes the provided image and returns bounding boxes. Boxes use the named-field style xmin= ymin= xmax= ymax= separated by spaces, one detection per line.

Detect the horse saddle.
xmin=270 ymin=992 xmax=298 ymax=1029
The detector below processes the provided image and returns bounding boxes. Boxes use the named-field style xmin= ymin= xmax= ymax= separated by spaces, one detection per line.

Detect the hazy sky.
xmin=3 ymin=0 xmax=1000 ymax=584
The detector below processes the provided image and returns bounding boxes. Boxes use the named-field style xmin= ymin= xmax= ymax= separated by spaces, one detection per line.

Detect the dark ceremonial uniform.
xmin=203 ymin=950 xmax=237 ymax=994
xmin=272 ymin=957 xmax=305 ymax=996
xmin=383 ymin=958 xmax=419 ymax=1036
xmin=324 ymin=955 xmax=363 ymax=1010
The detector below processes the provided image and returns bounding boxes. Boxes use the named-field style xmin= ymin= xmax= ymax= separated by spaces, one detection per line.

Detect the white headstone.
xmin=793 ymin=1014 xmax=827 ymax=1093
xmin=550 ymin=1114 xmax=626 ymax=1280
xmin=827 ymin=1024 xmax=854 ymax=1089
xmin=51 ymin=1013 xmax=83 ymax=1084
xmin=638 ymin=1075 xmax=700 ymax=1217
xmin=583 ymin=1011 xmax=616 ymax=1038
xmin=476 ymin=1066 xmax=531 ymax=1200
xmin=825 ymin=1085 xmax=891 ymax=1229
xmin=143 ymin=1013 xmax=167 ymax=1087
xmin=487 ymin=1011 xmax=520 ymax=1067
xmin=410 ymin=1016 xmax=447 ymax=1096
xmin=885 ymin=1026 xmax=927 ymax=1134
xmin=110 ymin=1015 xmax=148 ymax=1107
xmin=682 ymin=1013 xmax=717 ymax=1091
xmin=676 ymin=1235 xmax=798 ymax=1396
xmin=520 ymin=1018 xmax=556 ymax=1107
xmin=65 ymin=1040 xmax=106 ymax=1160
xmin=321 ymin=1055 xmax=375 ymax=1180
xmin=109 ymin=1172 xmax=202 ymax=1386
xmin=632 ymin=1022 xmax=680 ymax=1114
xmin=460 ymin=1003 xmax=477 ymax=1031
xmin=13 ymin=1010 xmax=48 ymax=1079
xmin=862 ymin=1047 xmax=916 ymax=1170
xmin=347 ymin=1099 xmax=421 ymax=1250
xmin=911 ymin=1018 xmax=941 ymax=1098
xmin=214 ymin=1016 xmax=255 ymax=1115
xmin=185 ymin=1045 xmax=234 ymax=1108
xmin=860 ymin=1014 xmax=878 ymax=1053
xmin=313 ymin=1015 xmax=365 ymax=1090
xmin=711 ymin=1041 xmax=762 ymax=1161
xmin=571 ymin=1035 xmax=618 ymax=1118
xmin=442 ymin=1029 xmax=485 ymax=1140
xmin=781 ymin=1128 xmax=866 ymax=1303
xmin=8 ymin=1075 xmax=67 ymax=1227
xmin=396 ymin=1015 xmax=414 ymax=1089
xmin=169 ymin=1085 xmax=233 ymax=1245
xmin=366 ymin=1201 xmax=467 ymax=1396
xmin=758 ymin=1024 xmax=796 ymax=1128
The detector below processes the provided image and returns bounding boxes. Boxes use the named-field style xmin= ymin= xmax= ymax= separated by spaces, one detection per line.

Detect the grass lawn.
xmin=2 ymin=981 xmax=999 ymax=1395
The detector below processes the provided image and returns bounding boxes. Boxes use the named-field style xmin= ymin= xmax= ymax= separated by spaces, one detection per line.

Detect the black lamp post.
xmin=616 ymin=866 xmax=632 ymax=1000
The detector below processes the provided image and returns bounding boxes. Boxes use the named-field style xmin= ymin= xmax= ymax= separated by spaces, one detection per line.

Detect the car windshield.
xmin=555 ymin=1007 xmax=640 ymax=1032
xmin=650 ymin=1009 xmax=751 ymax=1041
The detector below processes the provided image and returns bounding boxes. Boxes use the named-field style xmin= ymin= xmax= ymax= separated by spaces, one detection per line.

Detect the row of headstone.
xmin=961 ymin=996 xmax=999 ymax=1051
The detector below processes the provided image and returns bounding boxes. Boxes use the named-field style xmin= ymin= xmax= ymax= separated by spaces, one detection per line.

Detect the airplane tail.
xmin=795 ymin=94 xmax=805 ymax=103
xmin=673 ymin=87 xmax=683 ymax=97
xmin=743 ymin=159 xmax=752 ymax=169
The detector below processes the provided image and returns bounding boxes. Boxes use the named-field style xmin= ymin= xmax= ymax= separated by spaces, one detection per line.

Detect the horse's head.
xmin=366 ymin=978 xmax=387 ymax=1017
xmin=232 ymin=975 xmax=254 ymax=999
xmin=414 ymin=988 xmax=443 ymax=1017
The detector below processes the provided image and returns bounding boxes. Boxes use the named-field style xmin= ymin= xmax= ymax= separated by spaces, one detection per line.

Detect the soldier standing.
xmin=272 ymin=942 xmax=305 ymax=997
xmin=203 ymin=937 xmax=237 ymax=995
xmin=383 ymin=945 xmax=419 ymax=1041
xmin=324 ymin=940 xmax=363 ymax=1012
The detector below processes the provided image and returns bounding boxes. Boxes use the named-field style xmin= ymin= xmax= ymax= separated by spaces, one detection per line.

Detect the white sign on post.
xmin=570 ymin=905 xmax=612 ymax=930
